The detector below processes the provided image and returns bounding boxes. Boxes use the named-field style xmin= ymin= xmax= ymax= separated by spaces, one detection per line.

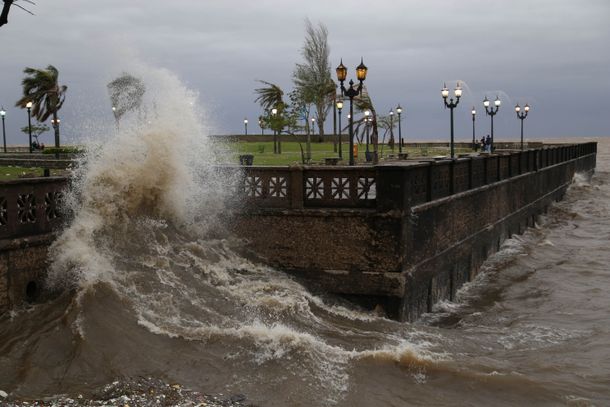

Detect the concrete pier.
xmin=0 ymin=143 xmax=598 ymax=320
xmin=230 ymin=143 xmax=597 ymax=320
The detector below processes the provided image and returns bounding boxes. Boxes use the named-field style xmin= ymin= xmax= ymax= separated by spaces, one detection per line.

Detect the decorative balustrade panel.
xmin=430 ymin=164 xmax=451 ymax=200
xmin=303 ymin=168 xmax=377 ymax=208
xmin=241 ymin=168 xmax=293 ymax=208
xmin=471 ymin=158 xmax=486 ymax=188
xmin=498 ymin=156 xmax=510 ymax=180
xmin=452 ymin=161 xmax=470 ymax=194
xmin=521 ymin=151 xmax=534 ymax=173
xmin=0 ymin=179 xmax=68 ymax=240
xmin=542 ymin=149 xmax=549 ymax=168
xmin=511 ymin=152 xmax=521 ymax=176
xmin=406 ymin=166 xmax=429 ymax=206
xmin=487 ymin=157 xmax=499 ymax=182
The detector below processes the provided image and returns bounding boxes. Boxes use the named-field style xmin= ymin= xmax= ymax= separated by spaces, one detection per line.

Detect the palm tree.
xmin=254 ymin=80 xmax=284 ymax=112
xmin=255 ymin=80 xmax=287 ymax=154
xmin=16 ymin=65 xmax=67 ymax=153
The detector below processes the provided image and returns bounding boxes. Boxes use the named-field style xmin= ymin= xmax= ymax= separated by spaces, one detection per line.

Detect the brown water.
xmin=0 ymin=137 xmax=608 ymax=407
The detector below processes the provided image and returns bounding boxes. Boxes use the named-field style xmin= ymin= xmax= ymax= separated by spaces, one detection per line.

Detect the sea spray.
xmin=47 ymin=65 xmax=233 ymax=289
xmin=29 ymin=64 xmax=451 ymax=406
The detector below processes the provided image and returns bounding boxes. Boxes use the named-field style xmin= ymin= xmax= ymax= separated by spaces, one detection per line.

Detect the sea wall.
xmin=0 ymin=143 xmax=598 ymax=320
xmin=230 ymin=143 xmax=597 ymax=320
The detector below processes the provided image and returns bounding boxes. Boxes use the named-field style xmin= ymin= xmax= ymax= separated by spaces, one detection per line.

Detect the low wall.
xmin=0 ymin=178 xmax=68 ymax=313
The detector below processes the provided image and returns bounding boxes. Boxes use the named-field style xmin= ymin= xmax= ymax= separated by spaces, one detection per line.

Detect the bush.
xmin=257 ymin=144 xmax=266 ymax=154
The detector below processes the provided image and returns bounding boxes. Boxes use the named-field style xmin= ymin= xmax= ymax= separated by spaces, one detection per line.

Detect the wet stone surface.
xmin=0 ymin=378 xmax=257 ymax=407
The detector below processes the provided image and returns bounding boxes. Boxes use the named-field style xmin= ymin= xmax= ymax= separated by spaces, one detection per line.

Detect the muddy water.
xmin=1 ymin=137 xmax=608 ymax=407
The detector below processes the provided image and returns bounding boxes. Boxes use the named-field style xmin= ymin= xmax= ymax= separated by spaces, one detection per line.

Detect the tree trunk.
xmin=316 ymin=101 xmax=325 ymax=142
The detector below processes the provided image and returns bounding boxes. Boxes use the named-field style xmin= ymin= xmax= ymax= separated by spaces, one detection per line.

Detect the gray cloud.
xmin=0 ymin=0 xmax=608 ymax=145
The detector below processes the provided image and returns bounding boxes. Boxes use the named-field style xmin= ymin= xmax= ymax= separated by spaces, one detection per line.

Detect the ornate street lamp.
xmin=26 ymin=101 xmax=33 ymax=153
xmin=244 ymin=118 xmax=248 ymax=136
xmin=441 ymin=82 xmax=462 ymax=158
xmin=336 ymin=58 xmax=368 ymax=165
xmin=336 ymin=98 xmax=344 ymax=159
xmin=515 ymin=103 xmax=530 ymax=150
xmin=396 ymin=104 xmax=403 ymax=153
xmin=483 ymin=96 xmax=501 ymax=152
xmin=471 ymin=107 xmax=476 ymax=151
xmin=0 ymin=107 xmax=6 ymax=153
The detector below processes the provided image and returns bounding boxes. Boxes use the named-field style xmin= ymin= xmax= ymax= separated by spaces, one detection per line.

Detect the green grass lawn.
xmin=228 ymin=141 xmax=472 ymax=165
xmin=0 ymin=166 xmax=66 ymax=181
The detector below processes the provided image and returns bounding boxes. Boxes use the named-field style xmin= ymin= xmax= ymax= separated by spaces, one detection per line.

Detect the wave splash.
xmin=30 ymin=65 xmax=446 ymax=405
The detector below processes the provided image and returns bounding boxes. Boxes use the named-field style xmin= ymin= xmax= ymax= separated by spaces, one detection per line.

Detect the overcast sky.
xmin=0 ymin=0 xmax=609 ymax=145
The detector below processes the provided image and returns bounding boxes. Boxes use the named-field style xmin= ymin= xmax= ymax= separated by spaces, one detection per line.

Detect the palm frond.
xmin=254 ymin=80 xmax=284 ymax=111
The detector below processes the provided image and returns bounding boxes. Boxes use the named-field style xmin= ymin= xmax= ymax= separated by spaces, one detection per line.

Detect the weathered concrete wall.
xmin=233 ymin=209 xmax=404 ymax=298
xmin=0 ymin=178 xmax=67 ymax=314
xmin=0 ymin=235 xmax=54 ymax=313
xmin=231 ymin=144 xmax=597 ymax=320
xmin=399 ymin=160 xmax=583 ymax=320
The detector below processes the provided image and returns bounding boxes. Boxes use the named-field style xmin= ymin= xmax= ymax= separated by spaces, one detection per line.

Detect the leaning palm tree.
xmin=255 ymin=80 xmax=287 ymax=154
xmin=16 ymin=65 xmax=67 ymax=152
xmin=254 ymin=80 xmax=285 ymax=112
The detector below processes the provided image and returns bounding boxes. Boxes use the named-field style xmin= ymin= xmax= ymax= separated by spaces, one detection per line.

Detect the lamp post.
xmin=336 ymin=58 xmax=368 ymax=165
xmin=0 ymin=107 xmax=6 ymax=153
xmin=308 ymin=117 xmax=315 ymax=161
xmin=396 ymin=105 xmax=403 ymax=154
xmin=389 ymin=109 xmax=394 ymax=152
xmin=515 ymin=103 xmax=530 ymax=150
xmin=112 ymin=106 xmax=119 ymax=131
xmin=244 ymin=118 xmax=248 ymax=136
xmin=271 ymin=107 xmax=280 ymax=154
xmin=51 ymin=118 xmax=61 ymax=157
xmin=483 ymin=96 xmax=501 ymax=152
xmin=336 ymin=98 xmax=343 ymax=159
xmin=364 ymin=109 xmax=371 ymax=154
xmin=471 ymin=107 xmax=476 ymax=151
xmin=26 ymin=101 xmax=33 ymax=153
xmin=441 ymin=82 xmax=462 ymax=159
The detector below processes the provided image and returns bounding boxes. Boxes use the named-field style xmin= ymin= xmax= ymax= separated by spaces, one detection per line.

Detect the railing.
xmin=235 ymin=166 xmax=377 ymax=209
xmin=0 ymin=178 xmax=68 ymax=240
xmin=0 ymin=143 xmax=597 ymax=238
xmin=234 ymin=142 xmax=597 ymax=211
